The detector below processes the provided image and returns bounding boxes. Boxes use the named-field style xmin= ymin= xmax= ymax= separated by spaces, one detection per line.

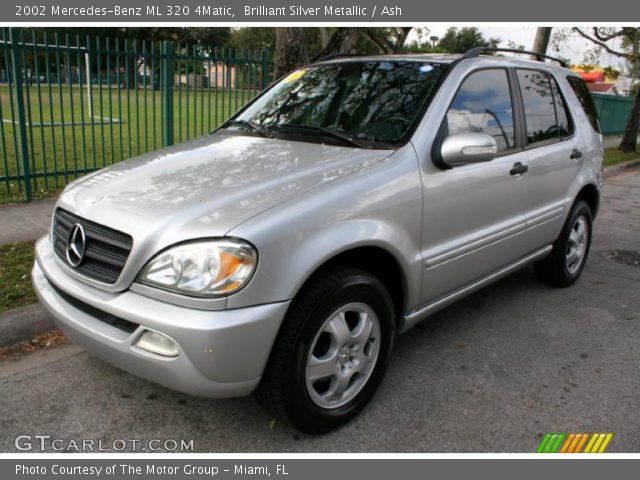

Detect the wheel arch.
xmin=296 ymin=245 xmax=408 ymax=324
xmin=575 ymin=183 xmax=600 ymax=218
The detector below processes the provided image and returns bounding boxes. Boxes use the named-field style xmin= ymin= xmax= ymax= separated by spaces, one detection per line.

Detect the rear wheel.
xmin=534 ymin=200 xmax=592 ymax=287
xmin=257 ymin=267 xmax=395 ymax=433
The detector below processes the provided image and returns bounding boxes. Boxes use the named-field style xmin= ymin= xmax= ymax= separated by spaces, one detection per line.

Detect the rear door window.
xmin=517 ymin=69 xmax=574 ymax=146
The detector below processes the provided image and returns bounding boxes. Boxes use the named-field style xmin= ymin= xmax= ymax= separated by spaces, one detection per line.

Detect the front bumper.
xmin=32 ymin=235 xmax=290 ymax=398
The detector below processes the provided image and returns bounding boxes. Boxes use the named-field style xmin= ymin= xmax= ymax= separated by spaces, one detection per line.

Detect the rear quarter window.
xmin=566 ymin=76 xmax=601 ymax=133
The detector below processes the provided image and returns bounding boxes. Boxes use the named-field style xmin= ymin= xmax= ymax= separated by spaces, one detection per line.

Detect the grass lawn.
xmin=603 ymin=147 xmax=640 ymax=167
xmin=0 ymin=84 xmax=257 ymax=203
xmin=0 ymin=242 xmax=36 ymax=314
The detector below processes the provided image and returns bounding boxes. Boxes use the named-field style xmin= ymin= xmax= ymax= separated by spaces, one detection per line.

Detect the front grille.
xmin=51 ymin=282 xmax=139 ymax=334
xmin=52 ymin=208 xmax=133 ymax=284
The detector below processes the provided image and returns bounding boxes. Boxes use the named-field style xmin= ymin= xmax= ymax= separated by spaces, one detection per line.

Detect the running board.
xmin=400 ymin=245 xmax=553 ymax=333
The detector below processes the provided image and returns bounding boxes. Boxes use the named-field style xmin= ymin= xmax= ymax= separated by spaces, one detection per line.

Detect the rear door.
xmin=513 ymin=69 xmax=582 ymax=251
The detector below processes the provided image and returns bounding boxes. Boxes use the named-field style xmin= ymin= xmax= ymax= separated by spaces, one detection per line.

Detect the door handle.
xmin=570 ymin=149 xmax=583 ymax=160
xmin=510 ymin=162 xmax=528 ymax=176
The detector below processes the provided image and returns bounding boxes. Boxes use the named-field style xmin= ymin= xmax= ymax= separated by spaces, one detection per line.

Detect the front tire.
xmin=257 ymin=267 xmax=395 ymax=434
xmin=534 ymin=200 xmax=592 ymax=287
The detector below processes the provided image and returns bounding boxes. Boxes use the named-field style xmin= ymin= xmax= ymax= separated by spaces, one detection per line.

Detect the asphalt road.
xmin=1 ymin=169 xmax=639 ymax=453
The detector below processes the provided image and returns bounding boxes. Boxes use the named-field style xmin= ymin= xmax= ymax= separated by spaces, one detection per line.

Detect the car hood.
xmin=57 ymin=132 xmax=394 ymax=244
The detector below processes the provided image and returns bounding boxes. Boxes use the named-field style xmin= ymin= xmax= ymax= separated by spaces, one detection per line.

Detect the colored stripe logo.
xmin=537 ymin=433 xmax=613 ymax=453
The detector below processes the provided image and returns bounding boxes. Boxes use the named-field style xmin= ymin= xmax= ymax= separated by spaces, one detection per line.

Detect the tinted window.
xmin=550 ymin=76 xmax=572 ymax=137
xmin=517 ymin=70 xmax=558 ymax=144
xmin=235 ymin=61 xmax=444 ymax=147
xmin=567 ymin=76 xmax=601 ymax=133
xmin=446 ymin=69 xmax=515 ymax=152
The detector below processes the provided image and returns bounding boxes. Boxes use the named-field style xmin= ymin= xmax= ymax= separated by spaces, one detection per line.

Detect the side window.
xmin=516 ymin=70 xmax=558 ymax=144
xmin=517 ymin=69 xmax=575 ymax=145
xmin=446 ymin=69 xmax=515 ymax=152
xmin=567 ymin=76 xmax=602 ymax=133
xmin=550 ymin=76 xmax=572 ymax=137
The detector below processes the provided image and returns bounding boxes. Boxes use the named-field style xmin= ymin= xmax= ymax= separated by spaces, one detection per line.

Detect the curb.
xmin=0 ymin=303 xmax=55 ymax=348
xmin=603 ymin=158 xmax=640 ymax=179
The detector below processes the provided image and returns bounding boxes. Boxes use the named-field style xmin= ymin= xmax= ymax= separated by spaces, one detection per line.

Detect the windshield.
xmin=229 ymin=61 xmax=445 ymax=149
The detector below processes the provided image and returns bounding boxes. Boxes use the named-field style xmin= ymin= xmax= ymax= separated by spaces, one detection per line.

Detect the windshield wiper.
xmin=224 ymin=119 xmax=272 ymax=138
xmin=269 ymin=124 xmax=370 ymax=149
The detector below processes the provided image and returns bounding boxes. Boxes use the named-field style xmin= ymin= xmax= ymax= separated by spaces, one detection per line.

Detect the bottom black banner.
xmin=2 ymin=458 xmax=637 ymax=480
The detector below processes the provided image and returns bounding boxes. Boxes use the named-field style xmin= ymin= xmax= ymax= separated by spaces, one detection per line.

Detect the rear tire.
xmin=257 ymin=267 xmax=395 ymax=434
xmin=534 ymin=200 xmax=592 ymax=287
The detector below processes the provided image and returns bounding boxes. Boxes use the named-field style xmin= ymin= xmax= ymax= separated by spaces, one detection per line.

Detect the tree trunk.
xmin=393 ymin=27 xmax=413 ymax=52
xmin=364 ymin=28 xmax=412 ymax=54
xmin=619 ymin=87 xmax=640 ymax=153
xmin=313 ymin=28 xmax=360 ymax=61
xmin=274 ymin=28 xmax=308 ymax=78
xmin=532 ymin=27 xmax=552 ymax=57
xmin=319 ymin=28 xmax=330 ymax=49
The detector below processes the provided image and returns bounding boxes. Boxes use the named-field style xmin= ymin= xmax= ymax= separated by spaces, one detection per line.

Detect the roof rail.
xmin=313 ymin=53 xmax=363 ymax=63
xmin=462 ymin=47 xmax=569 ymax=68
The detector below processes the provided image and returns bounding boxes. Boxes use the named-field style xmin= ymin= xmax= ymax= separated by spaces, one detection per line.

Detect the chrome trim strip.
xmin=424 ymin=222 xmax=524 ymax=268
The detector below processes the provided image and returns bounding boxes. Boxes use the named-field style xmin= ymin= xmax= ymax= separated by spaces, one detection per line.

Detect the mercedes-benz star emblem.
xmin=66 ymin=223 xmax=86 ymax=267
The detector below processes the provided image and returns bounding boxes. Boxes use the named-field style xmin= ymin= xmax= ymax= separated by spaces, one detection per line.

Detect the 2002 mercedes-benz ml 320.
xmin=33 ymin=47 xmax=603 ymax=433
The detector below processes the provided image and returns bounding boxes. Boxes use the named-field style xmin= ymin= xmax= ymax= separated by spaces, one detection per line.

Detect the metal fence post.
xmin=161 ymin=41 xmax=174 ymax=147
xmin=261 ymin=49 xmax=269 ymax=90
xmin=9 ymin=27 xmax=32 ymax=201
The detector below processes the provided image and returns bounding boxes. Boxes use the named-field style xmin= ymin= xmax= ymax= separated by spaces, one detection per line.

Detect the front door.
xmin=419 ymin=68 xmax=532 ymax=304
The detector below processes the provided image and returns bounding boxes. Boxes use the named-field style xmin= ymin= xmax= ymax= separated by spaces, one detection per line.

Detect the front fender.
xmin=225 ymin=144 xmax=424 ymax=313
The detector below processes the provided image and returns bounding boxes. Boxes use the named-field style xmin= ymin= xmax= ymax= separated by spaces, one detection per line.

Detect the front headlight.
xmin=138 ymin=239 xmax=257 ymax=297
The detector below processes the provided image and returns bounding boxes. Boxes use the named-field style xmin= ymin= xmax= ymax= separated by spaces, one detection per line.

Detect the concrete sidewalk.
xmin=0 ymin=197 xmax=55 ymax=245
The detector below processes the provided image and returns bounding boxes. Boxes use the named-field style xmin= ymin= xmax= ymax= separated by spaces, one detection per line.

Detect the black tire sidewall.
xmin=284 ymin=274 xmax=395 ymax=432
xmin=559 ymin=201 xmax=593 ymax=282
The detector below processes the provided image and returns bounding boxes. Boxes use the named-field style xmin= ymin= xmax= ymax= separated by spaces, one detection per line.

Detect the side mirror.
xmin=440 ymin=133 xmax=498 ymax=167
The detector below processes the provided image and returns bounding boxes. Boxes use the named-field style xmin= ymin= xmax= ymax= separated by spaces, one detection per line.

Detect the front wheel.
xmin=257 ymin=267 xmax=395 ymax=434
xmin=534 ymin=200 xmax=593 ymax=287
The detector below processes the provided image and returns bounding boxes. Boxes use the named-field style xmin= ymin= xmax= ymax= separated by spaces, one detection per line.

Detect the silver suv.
xmin=33 ymin=48 xmax=603 ymax=433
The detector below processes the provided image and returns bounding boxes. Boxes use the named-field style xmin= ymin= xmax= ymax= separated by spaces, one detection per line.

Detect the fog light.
xmin=135 ymin=330 xmax=180 ymax=357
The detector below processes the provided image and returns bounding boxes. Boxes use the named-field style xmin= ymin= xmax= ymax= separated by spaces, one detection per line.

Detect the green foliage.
xmin=436 ymin=27 xmax=500 ymax=54
xmin=603 ymin=66 xmax=621 ymax=81
xmin=21 ymin=27 xmax=232 ymax=47
xmin=229 ymin=28 xmax=276 ymax=52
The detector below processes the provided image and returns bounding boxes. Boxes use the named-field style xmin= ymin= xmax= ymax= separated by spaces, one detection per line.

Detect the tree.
xmin=313 ymin=28 xmax=361 ymax=59
xmin=273 ymin=28 xmax=415 ymax=77
xmin=603 ymin=66 xmax=621 ymax=81
xmin=363 ymin=28 xmax=413 ymax=54
xmin=574 ymin=27 xmax=640 ymax=152
xmin=20 ymin=27 xmax=232 ymax=89
xmin=437 ymin=27 xmax=500 ymax=53
xmin=229 ymin=28 xmax=276 ymax=51
xmin=273 ymin=28 xmax=309 ymax=79
xmin=312 ymin=27 xmax=413 ymax=59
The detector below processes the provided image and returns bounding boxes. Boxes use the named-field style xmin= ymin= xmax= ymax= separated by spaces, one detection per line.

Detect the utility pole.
xmin=532 ymin=27 xmax=552 ymax=57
